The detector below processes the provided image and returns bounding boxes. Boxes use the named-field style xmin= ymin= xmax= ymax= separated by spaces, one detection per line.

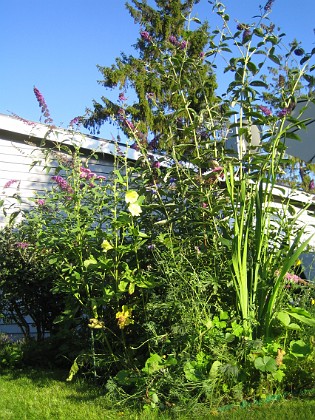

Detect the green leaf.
xmin=115 ymin=370 xmax=139 ymax=386
xmin=250 ymin=80 xmax=268 ymax=88
xmin=285 ymin=131 xmax=301 ymax=141
xmin=272 ymin=369 xmax=285 ymax=382
xmin=254 ymin=356 xmax=277 ymax=373
xmin=269 ymin=54 xmax=281 ymax=65
xmin=277 ymin=311 xmax=290 ymax=327
xmin=142 ymin=353 xmax=163 ymax=375
xmin=290 ymin=340 xmax=311 ymax=358
xmin=287 ymin=323 xmax=301 ymax=331
xmin=220 ymin=311 xmax=229 ymax=320
xmin=118 ymin=280 xmax=128 ymax=292
xmin=209 ymin=360 xmax=222 ymax=379
xmin=66 ymin=360 xmax=79 ymax=381
xmin=287 ymin=307 xmax=315 ymax=327
xmin=83 ymin=258 xmax=98 ymax=268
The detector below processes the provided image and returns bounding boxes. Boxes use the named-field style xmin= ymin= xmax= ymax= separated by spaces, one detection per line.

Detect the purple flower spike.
xmin=259 ymin=105 xmax=272 ymax=116
xmin=3 ymin=179 xmax=18 ymax=189
xmin=277 ymin=108 xmax=289 ymax=118
xmin=309 ymin=180 xmax=315 ymax=190
xmin=33 ymin=86 xmax=53 ymax=124
xmin=264 ymin=0 xmax=275 ymax=12
xmin=36 ymin=199 xmax=46 ymax=206
xmin=69 ymin=117 xmax=81 ymax=127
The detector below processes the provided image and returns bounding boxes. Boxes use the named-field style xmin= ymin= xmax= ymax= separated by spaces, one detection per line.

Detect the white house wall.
xmin=0 ymin=134 xmax=115 ymax=227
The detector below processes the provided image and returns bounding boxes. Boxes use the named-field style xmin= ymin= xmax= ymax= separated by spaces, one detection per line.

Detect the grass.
xmin=0 ymin=369 xmax=314 ymax=419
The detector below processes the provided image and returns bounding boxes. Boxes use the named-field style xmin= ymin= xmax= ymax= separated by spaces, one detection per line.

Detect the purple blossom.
xmin=16 ymin=242 xmax=30 ymax=249
xmin=69 ymin=117 xmax=81 ymax=127
xmin=169 ymin=35 xmax=178 ymax=46
xmin=148 ymin=244 xmax=155 ymax=250
xmin=148 ymin=137 xmax=159 ymax=151
xmin=259 ymin=105 xmax=272 ymax=116
xmin=130 ymin=142 xmax=140 ymax=151
xmin=179 ymin=40 xmax=188 ymax=50
xmin=33 ymin=86 xmax=53 ymax=124
xmin=140 ymin=31 xmax=151 ymax=41
xmin=202 ymin=202 xmax=208 ymax=208
xmin=96 ymin=175 xmax=106 ymax=181
xmin=3 ymin=179 xmax=18 ymax=189
xmin=309 ymin=180 xmax=315 ymax=190
xmin=242 ymin=29 xmax=251 ymax=44
xmin=51 ymin=175 xmax=73 ymax=193
xmin=264 ymin=0 xmax=275 ymax=12
xmin=119 ymin=92 xmax=127 ymax=101
xmin=277 ymin=108 xmax=289 ymax=118
xmin=10 ymin=113 xmax=36 ymax=126
xmin=200 ymin=52 xmax=205 ymax=59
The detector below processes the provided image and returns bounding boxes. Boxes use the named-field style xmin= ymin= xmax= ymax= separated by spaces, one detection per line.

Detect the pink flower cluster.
xmin=119 ymin=92 xmax=127 ymax=102
xmin=284 ymin=272 xmax=303 ymax=284
xmin=140 ymin=31 xmax=152 ymax=42
xmin=16 ymin=242 xmax=30 ymax=249
xmin=36 ymin=199 xmax=46 ymax=206
xmin=51 ymin=175 xmax=73 ymax=193
xmin=80 ymin=167 xmax=106 ymax=181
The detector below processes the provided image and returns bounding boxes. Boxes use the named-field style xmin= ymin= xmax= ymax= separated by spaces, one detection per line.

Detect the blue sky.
xmin=1 ymin=0 xmax=314 ymax=139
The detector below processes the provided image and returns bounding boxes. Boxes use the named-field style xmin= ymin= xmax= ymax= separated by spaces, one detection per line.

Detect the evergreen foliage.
xmin=83 ymin=0 xmax=218 ymax=152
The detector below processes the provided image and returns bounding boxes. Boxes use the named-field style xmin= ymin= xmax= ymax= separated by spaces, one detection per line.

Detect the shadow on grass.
xmin=1 ymin=367 xmax=69 ymax=385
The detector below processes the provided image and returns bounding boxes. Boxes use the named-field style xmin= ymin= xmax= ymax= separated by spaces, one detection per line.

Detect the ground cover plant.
xmin=0 ymin=369 xmax=315 ymax=419
xmin=1 ymin=0 xmax=315 ymax=414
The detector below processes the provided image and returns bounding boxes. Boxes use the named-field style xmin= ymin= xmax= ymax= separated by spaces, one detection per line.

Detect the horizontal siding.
xmin=0 ymin=137 xmax=114 ymax=226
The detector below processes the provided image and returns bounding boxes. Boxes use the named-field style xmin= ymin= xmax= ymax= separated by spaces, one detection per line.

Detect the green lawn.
xmin=0 ymin=369 xmax=314 ymax=419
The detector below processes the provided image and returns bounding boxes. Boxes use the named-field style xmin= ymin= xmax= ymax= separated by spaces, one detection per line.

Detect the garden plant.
xmin=1 ymin=0 xmax=315 ymax=414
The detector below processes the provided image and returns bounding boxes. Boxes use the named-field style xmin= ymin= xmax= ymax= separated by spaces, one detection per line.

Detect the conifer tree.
xmin=83 ymin=0 xmax=218 ymax=152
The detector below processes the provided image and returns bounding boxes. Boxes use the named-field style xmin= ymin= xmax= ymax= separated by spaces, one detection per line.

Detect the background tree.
xmin=83 ymin=0 xmax=218 ymax=152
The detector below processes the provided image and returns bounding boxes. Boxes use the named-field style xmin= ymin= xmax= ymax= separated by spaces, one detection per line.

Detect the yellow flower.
xmin=125 ymin=190 xmax=139 ymax=204
xmin=311 ymin=298 xmax=315 ymax=305
xmin=88 ymin=318 xmax=105 ymax=329
xmin=116 ymin=305 xmax=134 ymax=329
xmin=128 ymin=202 xmax=142 ymax=217
xmin=101 ymin=239 xmax=113 ymax=252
